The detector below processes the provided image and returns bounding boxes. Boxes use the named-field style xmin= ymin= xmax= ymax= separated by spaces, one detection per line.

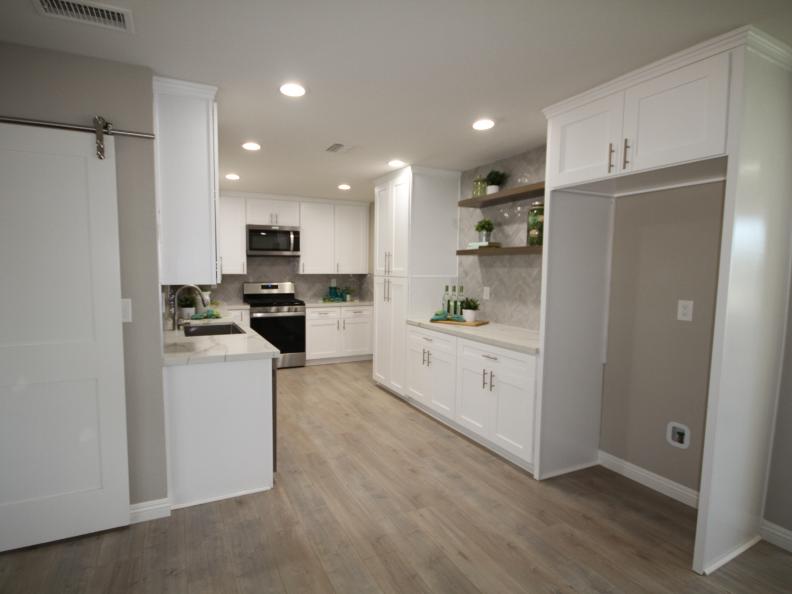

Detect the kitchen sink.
xmin=183 ymin=323 xmax=245 ymax=337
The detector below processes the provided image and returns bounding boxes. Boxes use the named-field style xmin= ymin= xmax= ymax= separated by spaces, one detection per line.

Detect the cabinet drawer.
xmin=307 ymin=307 xmax=340 ymax=320
xmin=412 ymin=326 xmax=456 ymax=355
xmin=457 ymin=338 xmax=533 ymax=368
xmin=342 ymin=306 xmax=372 ymax=319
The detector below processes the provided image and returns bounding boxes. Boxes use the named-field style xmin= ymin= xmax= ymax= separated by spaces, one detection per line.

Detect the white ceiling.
xmin=2 ymin=0 xmax=791 ymax=202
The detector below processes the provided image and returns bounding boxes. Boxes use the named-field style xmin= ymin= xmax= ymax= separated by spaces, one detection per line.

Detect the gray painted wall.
xmin=599 ymin=184 xmax=724 ymax=490
xmin=458 ymin=146 xmax=545 ymax=329
xmin=0 ymin=42 xmax=167 ymax=504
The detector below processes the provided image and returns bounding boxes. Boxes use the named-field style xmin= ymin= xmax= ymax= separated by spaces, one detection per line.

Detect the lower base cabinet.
xmin=405 ymin=325 xmax=536 ymax=465
xmin=307 ymin=306 xmax=372 ymax=360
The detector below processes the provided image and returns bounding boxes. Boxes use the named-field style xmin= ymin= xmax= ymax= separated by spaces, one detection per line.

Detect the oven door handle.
xmin=251 ymin=312 xmax=306 ymax=318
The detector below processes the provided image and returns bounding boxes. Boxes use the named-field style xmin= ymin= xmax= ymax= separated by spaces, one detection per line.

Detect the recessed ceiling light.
xmin=225 ymin=173 xmax=240 ymax=181
xmin=338 ymin=184 xmax=351 ymax=191
xmin=280 ymin=82 xmax=306 ymax=97
xmin=242 ymin=142 xmax=261 ymax=151
xmin=472 ymin=118 xmax=495 ymax=131
xmin=388 ymin=159 xmax=406 ymax=168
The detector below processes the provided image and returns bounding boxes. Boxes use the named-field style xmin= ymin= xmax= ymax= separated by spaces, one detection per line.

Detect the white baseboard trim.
xmin=535 ymin=459 xmax=600 ymax=480
xmin=170 ymin=485 xmax=272 ymax=510
xmin=761 ymin=519 xmax=792 ymax=553
xmin=129 ymin=497 xmax=171 ymax=524
xmin=702 ymin=535 xmax=762 ymax=575
xmin=306 ymin=355 xmax=372 ymax=366
xmin=598 ymin=450 xmax=699 ymax=508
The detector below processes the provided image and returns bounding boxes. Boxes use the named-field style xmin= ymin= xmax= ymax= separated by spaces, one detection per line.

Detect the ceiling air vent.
xmin=33 ymin=0 xmax=134 ymax=33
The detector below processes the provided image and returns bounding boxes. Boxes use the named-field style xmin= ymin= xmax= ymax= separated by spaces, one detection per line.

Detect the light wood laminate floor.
xmin=1 ymin=361 xmax=790 ymax=594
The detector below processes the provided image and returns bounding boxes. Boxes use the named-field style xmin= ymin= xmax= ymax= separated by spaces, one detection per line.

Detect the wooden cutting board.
xmin=430 ymin=319 xmax=489 ymax=327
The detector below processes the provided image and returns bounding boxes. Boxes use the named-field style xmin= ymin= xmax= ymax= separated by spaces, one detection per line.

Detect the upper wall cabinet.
xmin=246 ymin=198 xmax=300 ymax=227
xmin=154 ymin=77 xmax=220 ymax=285
xmin=299 ymin=202 xmax=369 ymax=275
xmin=218 ymin=195 xmax=246 ymax=275
xmin=546 ymin=53 xmax=730 ymax=188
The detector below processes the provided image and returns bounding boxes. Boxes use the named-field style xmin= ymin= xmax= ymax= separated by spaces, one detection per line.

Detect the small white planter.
xmin=486 ymin=185 xmax=500 ymax=194
xmin=179 ymin=307 xmax=196 ymax=321
xmin=462 ymin=309 xmax=478 ymax=323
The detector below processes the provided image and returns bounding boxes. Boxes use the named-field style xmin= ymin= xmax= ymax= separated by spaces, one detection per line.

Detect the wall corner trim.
xmin=760 ymin=519 xmax=792 ymax=553
xmin=598 ymin=450 xmax=699 ymax=508
xmin=129 ymin=497 xmax=171 ymax=524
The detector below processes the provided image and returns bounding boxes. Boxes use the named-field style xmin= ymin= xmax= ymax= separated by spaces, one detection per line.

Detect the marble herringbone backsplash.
xmin=458 ymin=145 xmax=546 ymax=329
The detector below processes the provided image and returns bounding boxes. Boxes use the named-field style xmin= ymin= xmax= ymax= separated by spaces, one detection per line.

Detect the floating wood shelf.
xmin=456 ymin=245 xmax=542 ymax=256
xmin=458 ymin=181 xmax=545 ymax=208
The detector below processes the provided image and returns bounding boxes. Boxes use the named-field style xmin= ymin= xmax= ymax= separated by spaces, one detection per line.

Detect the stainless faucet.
xmin=171 ymin=284 xmax=210 ymax=330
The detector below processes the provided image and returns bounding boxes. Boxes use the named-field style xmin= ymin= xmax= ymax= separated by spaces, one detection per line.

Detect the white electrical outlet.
xmin=121 ymin=298 xmax=132 ymax=323
xmin=677 ymin=299 xmax=694 ymax=322
xmin=483 ymin=286 xmax=491 ymax=300
xmin=667 ymin=422 xmax=690 ymax=449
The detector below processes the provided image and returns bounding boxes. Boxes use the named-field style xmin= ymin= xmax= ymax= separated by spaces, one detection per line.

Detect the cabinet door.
xmin=218 ymin=196 xmax=246 ymax=275
xmin=270 ymin=200 xmax=300 ymax=227
xmin=389 ymin=171 xmax=410 ymax=277
xmin=455 ymin=344 xmax=493 ymax=437
xmin=427 ymin=346 xmax=456 ymax=418
xmin=341 ymin=314 xmax=372 ymax=356
xmin=374 ymin=183 xmax=391 ymax=276
xmin=622 ymin=53 xmax=729 ymax=173
xmin=491 ymin=354 xmax=536 ymax=462
xmin=334 ymin=205 xmax=369 ymax=274
xmin=406 ymin=329 xmax=430 ymax=405
xmin=386 ymin=276 xmax=408 ymax=395
xmin=306 ymin=310 xmax=340 ymax=359
xmin=299 ymin=203 xmax=335 ymax=274
xmin=546 ymin=93 xmax=624 ymax=187
xmin=372 ymin=277 xmax=389 ymax=385
xmin=155 ymin=79 xmax=219 ymax=285
xmin=246 ymin=198 xmax=299 ymax=226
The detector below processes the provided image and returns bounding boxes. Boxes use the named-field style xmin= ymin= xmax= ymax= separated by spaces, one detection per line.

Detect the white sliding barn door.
xmin=0 ymin=123 xmax=129 ymax=552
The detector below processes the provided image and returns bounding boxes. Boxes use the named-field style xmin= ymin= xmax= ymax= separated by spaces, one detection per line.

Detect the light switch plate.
xmin=677 ymin=299 xmax=693 ymax=322
xmin=483 ymin=286 xmax=491 ymax=300
xmin=121 ymin=298 xmax=132 ymax=323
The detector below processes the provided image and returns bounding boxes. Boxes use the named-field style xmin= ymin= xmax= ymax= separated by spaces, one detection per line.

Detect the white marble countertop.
xmin=407 ymin=319 xmax=540 ymax=354
xmin=305 ymin=301 xmax=373 ymax=308
xmin=163 ymin=314 xmax=279 ymax=366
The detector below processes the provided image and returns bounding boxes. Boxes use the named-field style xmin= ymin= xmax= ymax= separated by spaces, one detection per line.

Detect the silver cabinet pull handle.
xmin=422 ymin=336 xmax=433 ymax=342
xmin=337 ymin=319 xmax=340 ymax=330
xmin=422 ymin=348 xmax=427 ymax=365
xmin=343 ymin=319 xmax=346 ymax=330
xmin=482 ymin=368 xmax=487 ymax=389
xmin=622 ymin=138 xmax=630 ymax=169
xmin=482 ymin=354 xmax=498 ymax=361
xmin=427 ymin=351 xmax=431 ymax=366
xmin=607 ymin=142 xmax=615 ymax=173
xmin=489 ymin=371 xmax=495 ymax=391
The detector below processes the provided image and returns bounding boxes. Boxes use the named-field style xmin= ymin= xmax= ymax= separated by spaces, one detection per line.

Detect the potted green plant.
xmin=177 ymin=294 xmax=196 ymax=320
xmin=461 ymin=297 xmax=480 ymax=323
xmin=475 ymin=218 xmax=495 ymax=243
xmin=485 ymin=170 xmax=508 ymax=194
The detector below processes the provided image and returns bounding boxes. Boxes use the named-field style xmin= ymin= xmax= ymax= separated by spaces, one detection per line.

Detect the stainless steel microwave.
xmin=246 ymin=225 xmax=300 ymax=256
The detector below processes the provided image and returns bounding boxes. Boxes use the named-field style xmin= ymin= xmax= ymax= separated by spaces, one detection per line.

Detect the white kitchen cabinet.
xmin=455 ymin=339 xmax=536 ymax=461
xmin=154 ymin=77 xmax=220 ymax=285
xmin=219 ymin=196 xmax=246 ymax=275
xmin=373 ymin=276 xmax=408 ymax=393
xmin=622 ymin=53 xmax=729 ymax=173
xmin=334 ymin=204 xmax=369 ymax=274
xmin=546 ymin=93 xmax=624 ymax=187
xmin=246 ymin=198 xmax=300 ymax=227
xmin=407 ymin=327 xmax=457 ymax=416
xmin=306 ymin=308 xmax=340 ymax=359
xmin=299 ymin=202 xmax=335 ymax=274
xmin=341 ymin=307 xmax=373 ymax=356
xmin=374 ymin=170 xmax=411 ymax=277
xmin=306 ymin=306 xmax=372 ymax=361
xmin=545 ymin=52 xmax=730 ymax=188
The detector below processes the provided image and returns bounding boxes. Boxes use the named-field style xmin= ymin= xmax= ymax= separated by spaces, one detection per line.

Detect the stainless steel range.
xmin=243 ymin=282 xmax=305 ymax=368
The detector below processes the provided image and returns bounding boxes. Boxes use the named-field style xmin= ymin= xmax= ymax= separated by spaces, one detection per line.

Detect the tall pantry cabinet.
xmin=373 ymin=167 xmax=460 ymax=395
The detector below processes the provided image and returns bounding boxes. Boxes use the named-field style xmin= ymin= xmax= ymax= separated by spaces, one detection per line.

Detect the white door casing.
xmin=0 ymin=123 xmax=129 ymax=552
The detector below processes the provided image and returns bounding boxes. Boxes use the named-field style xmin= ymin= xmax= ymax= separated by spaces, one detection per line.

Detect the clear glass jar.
xmin=472 ymin=177 xmax=487 ymax=197
xmin=528 ymin=201 xmax=544 ymax=246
